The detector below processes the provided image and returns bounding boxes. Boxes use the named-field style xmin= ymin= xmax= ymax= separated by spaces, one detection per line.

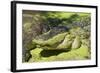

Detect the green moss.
xmin=45 ymin=32 xmax=68 ymax=46
xmin=41 ymin=46 xmax=57 ymax=50
xmin=29 ymin=48 xmax=43 ymax=62
xmin=75 ymin=45 xmax=89 ymax=57
xmin=28 ymin=44 xmax=90 ymax=62
xmin=57 ymin=44 xmax=90 ymax=60
xmin=32 ymin=32 xmax=68 ymax=47
xmin=30 ymin=48 xmax=43 ymax=56
xmin=32 ymin=39 xmax=46 ymax=46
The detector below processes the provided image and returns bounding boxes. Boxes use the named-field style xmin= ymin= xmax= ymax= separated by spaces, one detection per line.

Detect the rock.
xmin=57 ymin=44 xmax=90 ymax=60
xmin=35 ymin=30 xmax=51 ymax=40
xmin=50 ymin=26 xmax=69 ymax=35
xmin=30 ymin=48 xmax=43 ymax=57
xmin=26 ymin=27 xmax=90 ymax=62
xmin=35 ymin=26 xmax=69 ymax=40
xmin=42 ymin=24 xmax=50 ymax=33
xmin=71 ymin=36 xmax=81 ymax=50
xmin=29 ymin=48 xmax=43 ymax=62
xmin=81 ymin=39 xmax=91 ymax=49
xmin=25 ymin=41 xmax=36 ymax=50
xmin=41 ymin=46 xmax=58 ymax=50
xmin=22 ymin=22 xmax=43 ymax=62
xmin=40 ymin=56 xmax=57 ymax=62
xmin=46 ymin=32 xmax=68 ymax=46
xmin=69 ymin=27 xmax=86 ymax=39
xmin=28 ymin=44 xmax=90 ymax=62
xmin=25 ymin=52 xmax=31 ymax=62
xmin=22 ymin=50 xmax=31 ymax=62
xmin=57 ymin=34 xmax=74 ymax=50
xmin=32 ymin=32 xmax=68 ymax=47
xmin=74 ymin=44 xmax=90 ymax=57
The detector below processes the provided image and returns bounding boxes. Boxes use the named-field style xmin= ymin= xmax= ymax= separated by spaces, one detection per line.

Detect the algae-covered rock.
xmin=32 ymin=39 xmax=46 ymax=46
xmin=41 ymin=46 xmax=58 ymax=50
xmin=24 ymin=51 xmax=31 ymax=62
xmin=69 ymin=27 xmax=87 ymax=39
xmin=35 ymin=26 xmax=69 ymax=41
xmin=32 ymin=32 xmax=68 ymax=47
xmin=71 ymin=36 xmax=81 ymax=50
xmin=28 ymin=44 xmax=90 ymax=62
xmin=81 ymin=39 xmax=90 ymax=49
xmin=57 ymin=44 xmax=90 ymax=60
xmin=27 ymin=27 xmax=90 ymax=62
xmin=23 ymin=23 xmax=32 ymax=33
xmin=29 ymin=48 xmax=43 ymax=62
xmin=40 ymin=56 xmax=57 ymax=62
xmin=35 ymin=30 xmax=51 ymax=40
xmin=25 ymin=41 xmax=36 ymax=50
xmin=23 ymin=12 xmax=91 ymax=63
xmin=75 ymin=45 xmax=90 ymax=57
xmin=30 ymin=48 xmax=43 ymax=56
xmin=57 ymin=34 xmax=74 ymax=50
xmin=46 ymin=32 xmax=68 ymax=46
